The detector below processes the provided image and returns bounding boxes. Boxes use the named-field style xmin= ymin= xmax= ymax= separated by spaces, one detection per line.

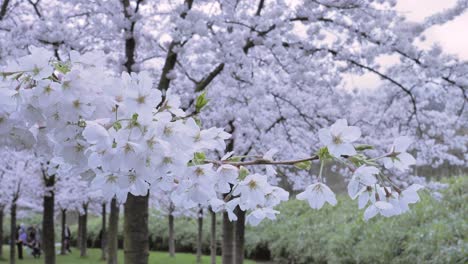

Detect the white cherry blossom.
xmin=246 ymin=208 xmax=280 ymax=226
xmin=318 ymin=119 xmax=361 ymax=158
xmin=348 ymin=165 xmax=380 ymax=199
xmin=296 ymin=182 xmax=337 ymax=209
xmin=363 ymin=201 xmax=394 ymax=221
xmin=382 ymin=136 xmax=417 ymax=171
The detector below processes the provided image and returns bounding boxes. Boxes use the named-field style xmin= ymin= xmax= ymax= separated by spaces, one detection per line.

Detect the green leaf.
xmin=113 ymin=121 xmax=122 ymax=131
xmin=348 ymin=154 xmax=369 ymax=166
xmin=193 ymin=152 xmax=206 ymax=165
xmin=195 ymin=91 xmax=210 ymax=113
xmin=294 ymin=160 xmax=312 ymax=170
xmin=238 ymin=166 xmax=249 ymax=180
xmin=355 ymin=144 xmax=374 ymax=151
xmin=194 ymin=117 xmax=202 ymax=127
xmin=228 ymin=156 xmax=242 ymax=162
xmin=317 ymin=147 xmax=332 ymax=160
xmin=54 ymin=62 xmax=71 ymax=74
xmin=1 ymin=72 xmax=16 ymax=79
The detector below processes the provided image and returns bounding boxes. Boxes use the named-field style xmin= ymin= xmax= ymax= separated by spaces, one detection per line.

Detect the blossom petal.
xmin=318 ymin=128 xmax=332 ymax=145
xmin=394 ymin=136 xmax=412 ymax=153
xmin=342 ymin=126 xmax=361 ymax=142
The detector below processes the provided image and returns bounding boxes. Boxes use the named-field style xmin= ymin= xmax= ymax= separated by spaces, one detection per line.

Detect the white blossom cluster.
xmin=297 ymin=119 xmax=423 ymax=221
xmin=0 ymin=49 xmax=426 ymax=224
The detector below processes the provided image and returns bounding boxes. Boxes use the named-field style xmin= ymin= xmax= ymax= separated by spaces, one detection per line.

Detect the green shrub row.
xmin=244 ymin=176 xmax=467 ymax=264
xmin=2 ymin=176 xmax=466 ymax=263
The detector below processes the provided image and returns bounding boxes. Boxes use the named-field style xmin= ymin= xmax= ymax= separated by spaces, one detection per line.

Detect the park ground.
xmin=0 ymin=248 xmax=257 ymax=264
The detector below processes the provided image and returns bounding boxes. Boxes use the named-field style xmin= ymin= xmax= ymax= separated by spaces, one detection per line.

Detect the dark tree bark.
xmin=196 ymin=208 xmax=203 ymax=264
xmin=107 ymin=198 xmax=119 ymax=264
xmin=60 ymin=209 xmax=67 ymax=255
xmin=124 ymin=193 xmax=149 ymax=264
xmin=168 ymin=213 xmax=175 ymax=257
xmin=79 ymin=204 xmax=88 ymax=257
xmin=101 ymin=203 xmax=107 ymax=260
xmin=9 ymin=201 xmax=16 ymax=264
xmin=0 ymin=0 xmax=10 ymax=20
xmin=0 ymin=206 xmax=4 ymax=258
xmin=43 ymin=174 xmax=56 ymax=264
xmin=77 ymin=213 xmax=82 ymax=250
xmin=222 ymin=212 xmax=234 ymax=264
xmin=210 ymin=210 xmax=216 ymax=264
xmin=234 ymin=209 xmax=246 ymax=264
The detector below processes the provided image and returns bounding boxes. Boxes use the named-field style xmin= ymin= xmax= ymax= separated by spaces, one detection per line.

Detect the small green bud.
xmin=294 ymin=160 xmax=311 ymax=170
xmin=355 ymin=144 xmax=374 ymax=151
xmin=238 ymin=166 xmax=249 ymax=180
xmin=132 ymin=113 xmax=139 ymax=122
xmin=317 ymin=147 xmax=332 ymax=160
xmin=77 ymin=119 xmax=87 ymax=128
xmin=113 ymin=121 xmax=122 ymax=131
xmin=228 ymin=156 xmax=242 ymax=162
xmin=195 ymin=91 xmax=210 ymax=113
xmin=193 ymin=152 xmax=206 ymax=165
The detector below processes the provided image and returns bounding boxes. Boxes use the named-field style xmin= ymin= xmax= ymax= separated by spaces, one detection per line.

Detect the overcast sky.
xmin=346 ymin=0 xmax=468 ymax=89
xmin=397 ymin=0 xmax=468 ymax=59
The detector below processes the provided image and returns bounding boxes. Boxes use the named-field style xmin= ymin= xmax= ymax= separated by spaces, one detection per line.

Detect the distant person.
xmin=64 ymin=224 xmax=72 ymax=253
xmin=16 ymin=225 xmax=27 ymax=259
xmin=27 ymin=226 xmax=41 ymax=258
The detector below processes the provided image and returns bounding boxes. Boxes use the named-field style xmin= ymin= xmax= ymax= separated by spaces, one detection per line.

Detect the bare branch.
xmin=0 ymin=0 xmax=10 ymax=20
xmin=195 ymin=63 xmax=225 ymax=92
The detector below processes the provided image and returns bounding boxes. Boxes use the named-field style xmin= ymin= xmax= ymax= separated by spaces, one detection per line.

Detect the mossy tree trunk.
xmin=168 ymin=213 xmax=175 ymax=257
xmin=234 ymin=208 xmax=245 ymax=264
xmin=0 ymin=206 xmax=4 ymax=259
xmin=77 ymin=213 xmax=82 ymax=249
xmin=9 ymin=201 xmax=16 ymax=264
xmin=124 ymin=193 xmax=149 ymax=264
xmin=222 ymin=212 xmax=234 ymax=264
xmin=196 ymin=208 xmax=203 ymax=264
xmin=43 ymin=174 xmax=56 ymax=264
xmin=107 ymin=198 xmax=119 ymax=264
xmin=79 ymin=204 xmax=88 ymax=257
xmin=210 ymin=210 xmax=216 ymax=264
xmin=101 ymin=203 xmax=107 ymax=260
xmin=60 ymin=209 xmax=67 ymax=255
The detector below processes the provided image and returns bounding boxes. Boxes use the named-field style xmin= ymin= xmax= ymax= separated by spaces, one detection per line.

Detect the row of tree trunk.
xmin=0 ymin=197 xmax=247 ymax=264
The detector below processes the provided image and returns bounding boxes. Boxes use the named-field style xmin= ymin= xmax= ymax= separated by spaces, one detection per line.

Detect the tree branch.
xmin=195 ymin=63 xmax=225 ymax=92
xmin=0 ymin=0 xmax=10 ymax=20
xmin=205 ymin=155 xmax=319 ymax=167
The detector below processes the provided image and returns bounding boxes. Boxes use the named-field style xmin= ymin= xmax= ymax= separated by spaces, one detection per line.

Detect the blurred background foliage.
xmin=2 ymin=176 xmax=466 ymax=264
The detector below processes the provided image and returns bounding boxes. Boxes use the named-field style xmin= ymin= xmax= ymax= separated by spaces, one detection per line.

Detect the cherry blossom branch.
xmin=205 ymin=155 xmax=319 ymax=167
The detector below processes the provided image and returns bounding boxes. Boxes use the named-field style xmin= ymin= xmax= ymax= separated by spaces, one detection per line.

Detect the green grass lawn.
xmin=0 ymin=247 xmax=256 ymax=264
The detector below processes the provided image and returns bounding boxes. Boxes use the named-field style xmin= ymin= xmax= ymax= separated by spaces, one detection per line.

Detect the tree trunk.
xmin=234 ymin=209 xmax=246 ymax=264
xmin=77 ymin=213 xmax=82 ymax=249
xmin=60 ymin=209 xmax=66 ymax=255
xmin=0 ymin=206 xmax=4 ymax=259
xmin=101 ymin=203 xmax=107 ymax=260
xmin=79 ymin=204 xmax=88 ymax=257
xmin=9 ymin=202 xmax=16 ymax=264
xmin=168 ymin=214 xmax=175 ymax=257
xmin=43 ymin=175 xmax=56 ymax=264
xmin=196 ymin=208 xmax=203 ymax=264
xmin=210 ymin=210 xmax=216 ymax=264
xmin=222 ymin=212 xmax=234 ymax=264
xmin=107 ymin=198 xmax=119 ymax=264
xmin=43 ymin=194 xmax=55 ymax=264
xmin=124 ymin=193 xmax=149 ymax=264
